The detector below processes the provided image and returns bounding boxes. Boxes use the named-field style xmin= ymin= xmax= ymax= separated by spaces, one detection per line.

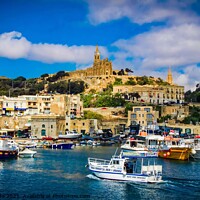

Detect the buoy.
xmin=167 ymin=152 xmax=170 ymax=156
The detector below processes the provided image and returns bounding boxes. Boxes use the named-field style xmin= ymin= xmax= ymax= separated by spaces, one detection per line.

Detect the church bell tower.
xmin=166 ymin=67 xmax=173 ymax=85
xmin=94 ymin=45 xmax=100 ymax=63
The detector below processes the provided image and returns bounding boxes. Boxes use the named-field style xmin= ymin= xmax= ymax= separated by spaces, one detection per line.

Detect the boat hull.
xmin=192 ymin=149 xmax=200 ymax=159
xmin=0 ymin=150 xmax=18 ymax=159
xmin=58 ymin=134 xmax=82 ymax=139
xmin=18 ymin=149 xmax=37 ymax=158
xmin=91 ymin=170 xmax=162 ymax=183
xmin=158 ymin=147 xmax=191 ymax=160
xmin=18 ymin=153 xmax=36 ymax=158
xmin=51 ymin=143 xmax=74 ymax=149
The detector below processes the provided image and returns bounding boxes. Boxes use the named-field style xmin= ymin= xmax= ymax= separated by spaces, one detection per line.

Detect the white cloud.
xmin=175 ymin=65 xmax=200 ymax=91
xmin=113 ymin=24 xmax=200 ymax=68
xmin=111 ymin=23 xmax=200 ymax=90
xmin=86 ymin=0 xmax=198 ymax=25
xmin=0 ymin=31 xmax=108 ymax=64
xmin=0 ymin=31 xmax=31 ymax=59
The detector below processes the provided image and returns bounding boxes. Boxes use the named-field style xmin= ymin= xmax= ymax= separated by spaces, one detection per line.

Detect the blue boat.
xmin=50 ymin=142 xmax=74 ymax=149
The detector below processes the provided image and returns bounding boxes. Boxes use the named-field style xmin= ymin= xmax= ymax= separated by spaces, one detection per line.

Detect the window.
xmin=51 ymin=125 xmax=53 ymax=129
xmin=147 ymin=114 xmax=152 ymax=119
xmin=131 ymin=114 xmax=136 ymax=119
xmin=144 ymin=108 xmax=150 ymax=112
xmin=83 ymin=123 xmax=85 ymax=126
xmin=134 ymin=108 xmax=141 ymax=112
xmin=42 ymin=124 xmax=45 ymax=128
xmin=113 ymin=160 xmax=119 ymax=165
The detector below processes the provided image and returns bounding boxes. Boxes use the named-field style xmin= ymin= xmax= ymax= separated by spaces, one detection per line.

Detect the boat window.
xmin=113 ymin=160 xmax=119 ymax=165
xmin=172 ymin=141 xmax=176 ymax=145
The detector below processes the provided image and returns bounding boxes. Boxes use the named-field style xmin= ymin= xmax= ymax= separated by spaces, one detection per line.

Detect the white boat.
xmin=58 ymin=130 xmax=82 ymax=139
xmin=87 ymin=151 xmax=163 ymax=183
xmin=18 ymin=140 xmax=37 ymax=149
xmin=87 ymin=140 xmax=100 ymax=146
xmin=0 ymin=139 xmax=18 ymax=159
xmin=192 ymin=137 xmax=200 ymax=159
xmin=18 ymin=148 xmax=37 ymax=158
xmin=121 ymin=138 xmax=148 ymax=153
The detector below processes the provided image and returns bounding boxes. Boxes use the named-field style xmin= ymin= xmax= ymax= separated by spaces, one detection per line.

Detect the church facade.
xmin=69 ymin=45 xmax=113 ymax=77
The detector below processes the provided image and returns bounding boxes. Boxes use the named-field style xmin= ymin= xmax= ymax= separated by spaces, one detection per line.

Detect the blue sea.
xmin=0 ymin=146 xmax=200 ymax=200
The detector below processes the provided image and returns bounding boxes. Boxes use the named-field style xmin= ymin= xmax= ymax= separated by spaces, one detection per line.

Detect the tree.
xmin=41 ymin=73 xmax=49 ymax=79
xmin=113 ymin=78 xmax=122 ymax=85
xmin=117 ymin=69 xmax=125 ymax=75
xmin=125 ymin=68 xmax=133 ymax=73
xmin=125 ymin=102 xmax=134 ymax=116
xmin=125 ymin=77 xmax=136 ymax=85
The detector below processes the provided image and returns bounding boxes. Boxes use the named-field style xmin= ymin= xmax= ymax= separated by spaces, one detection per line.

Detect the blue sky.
xmin=1 ymin=0 xmax=200 ymax=91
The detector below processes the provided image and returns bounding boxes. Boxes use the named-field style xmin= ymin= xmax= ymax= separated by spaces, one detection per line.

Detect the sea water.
xmin=0 ymin=146 xmax=199 ymax=200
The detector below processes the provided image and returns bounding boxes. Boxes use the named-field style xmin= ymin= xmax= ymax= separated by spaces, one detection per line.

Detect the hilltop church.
xmin=69 ymin=45 xmax=113 ymax=77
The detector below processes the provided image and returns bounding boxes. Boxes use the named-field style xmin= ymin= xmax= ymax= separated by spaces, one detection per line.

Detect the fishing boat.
xmin=0 ymin=138 xmax=18 ymax=159
xmin=18 ymin=148 xmax=37 ymax=158
xmin=58 ymin=130 xmax=82 ymax=139
xmin=87 ymin=150 xmax=163 ymax=183
xmin=158 ymin=137 xmax=195 ymax=160
xmin=121 ymin=138 xmax=148 ymax=153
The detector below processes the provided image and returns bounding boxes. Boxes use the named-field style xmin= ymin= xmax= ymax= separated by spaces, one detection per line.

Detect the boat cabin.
xmin=124 ymin=139 xmax=146 ymax=148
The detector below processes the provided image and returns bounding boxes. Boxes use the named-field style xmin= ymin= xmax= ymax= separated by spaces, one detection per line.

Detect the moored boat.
xmin=158 ymin=147 xmax=192 ymax=160
xmin=18 ymin=148 xmax=37 ymax=158
xmin=50 ymin=142 xmax=74 ymax=149
xmin=121 ymin=138 xmax=148 ymax=153
xmin=58 ymin=130 xmax=82 ymax=139
xmin=87 ymin=150 xmax=163 ymax=183
xmin=0 ymin=139 xmax=18 ymax=159
xmin=158 ymin=137 xmax=195 ymax=160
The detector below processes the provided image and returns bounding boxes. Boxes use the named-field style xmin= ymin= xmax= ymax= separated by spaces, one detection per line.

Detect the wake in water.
xmin=86 ymin=174 xmax=101 ymax=180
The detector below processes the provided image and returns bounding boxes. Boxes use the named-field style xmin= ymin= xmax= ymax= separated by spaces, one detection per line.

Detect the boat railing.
xmin=121 ymin=151 xmax=158 ymax=158
xmin=88 ymin=158 xmax=110 ymax=166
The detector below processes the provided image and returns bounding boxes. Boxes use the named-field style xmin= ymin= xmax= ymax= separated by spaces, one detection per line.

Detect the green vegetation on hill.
xmin=0 ymin=70 xmax=85 ymax=96
xmin=185 ymin=86 xmax=200 ymax=102
xmin=0 ymin=76 xmax=45 ymax=96
xmin=48 ymin=80 xmax=84 ymax=94
xmin=83 ymin=110 xmax=103 ymax=120
xmin=81 ymin=92 xmax=126 ymax=108
xmin=182 ymin=106 xmax=200 ymax=125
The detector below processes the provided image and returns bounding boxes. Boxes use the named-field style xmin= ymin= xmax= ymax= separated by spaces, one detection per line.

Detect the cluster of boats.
xmin=120 ymin=134 xmax=200 ymax=160
xmin=86 ymin=133 xmax=200 ymax=184
xmin=0 ymin=138 xmax=37 ymax=158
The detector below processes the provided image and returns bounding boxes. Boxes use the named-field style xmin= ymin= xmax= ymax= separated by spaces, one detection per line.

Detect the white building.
xmin=2 ymin=96 xmax=27 ymax=116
